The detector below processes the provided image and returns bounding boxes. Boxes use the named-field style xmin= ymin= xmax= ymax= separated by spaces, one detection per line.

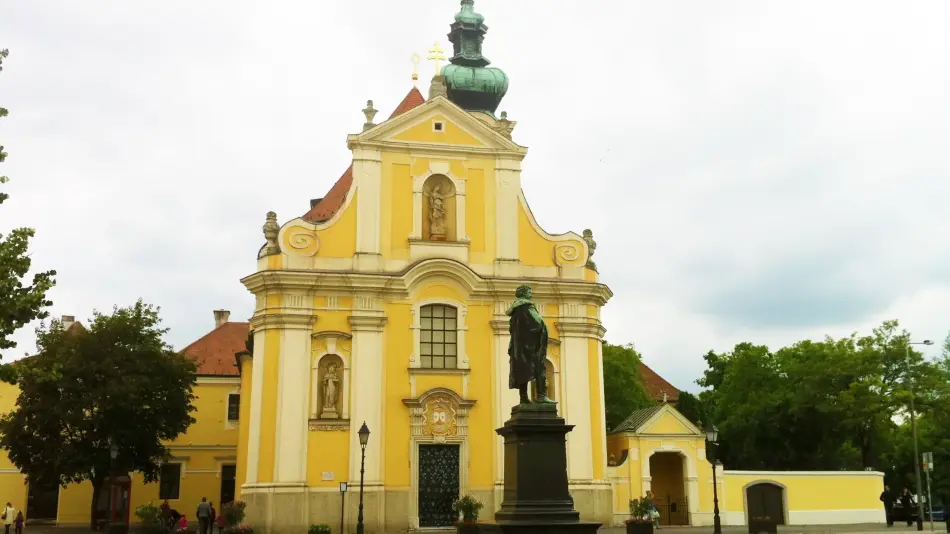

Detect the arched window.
xmin=420 ymin=304 xmax=458 ymax=369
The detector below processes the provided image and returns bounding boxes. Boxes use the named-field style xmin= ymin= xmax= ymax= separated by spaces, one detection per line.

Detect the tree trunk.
xmin=89 ymin=474 xmax=104 ymax=531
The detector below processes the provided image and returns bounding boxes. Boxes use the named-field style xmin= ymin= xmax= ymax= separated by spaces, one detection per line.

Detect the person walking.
xmin=880 ymin=485 xmax=895 ymax=527
xmin=900 ymin=488 xmax=914 ymax=527
xmin=208 ymin=502 xmax=216 ymax=534
xmin=2 ymin=503 xmax=15 ymax=534
xmin=196 ymin=498 xmax=211 ymax=534
xmin=13 ymin=512 xmax=23 ymax=534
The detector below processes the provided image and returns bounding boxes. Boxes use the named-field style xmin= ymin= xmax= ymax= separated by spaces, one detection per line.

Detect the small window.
xmin=227 ymin=393 xmax=240 ymax=422
xmin=433 ymin=121 xmax=444 ymax=132
xmin=159 ymin=464 xmax=181 ymax=500
xmin=420 ymin=304 xmax=458 ymax=369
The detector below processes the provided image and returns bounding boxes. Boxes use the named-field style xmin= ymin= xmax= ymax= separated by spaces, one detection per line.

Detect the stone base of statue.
xmin=319 ymin=407 xmax=338 ymax=419
xmin=478 ymin=403 xmax=601 ymax=534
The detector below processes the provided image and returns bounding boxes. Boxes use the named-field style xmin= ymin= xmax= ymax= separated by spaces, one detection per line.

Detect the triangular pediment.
xmin=349 ymin=96 xmax=526 ymax=154
xmin=638 ymin=405 xmax=704 ymax=436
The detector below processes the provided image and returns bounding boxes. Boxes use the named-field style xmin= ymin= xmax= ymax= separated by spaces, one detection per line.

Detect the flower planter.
xmin=457 ymin=523 xmax=479 ymax=534
xmin=748 ymin=516 xmax=777 ymax=534
xmin=625 ymin=522 xmax=654 ymax=534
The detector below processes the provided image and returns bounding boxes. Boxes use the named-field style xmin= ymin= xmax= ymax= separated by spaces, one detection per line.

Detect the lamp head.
xmin=705 ymin=424 xmax=719 ymax=444
xmin=109 ymin=443 xmax=118 ymax=460
xmin=358 ymin=422 xmax=370 ymax=447
xmin=922 ymin=340 xmax=934 ymax=346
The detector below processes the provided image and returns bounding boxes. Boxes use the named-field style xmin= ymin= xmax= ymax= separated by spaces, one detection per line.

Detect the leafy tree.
xmin=0 ymin=49 xmax=57 ymax=383
xmin=675 ymin=391 xmax=706 ymax=428
xmin=0 ymin=301 xmax=197 ymax=528
xmin=602 ymin=342 xmax=653 ymax=431
xmin=696 ymin=320 xmax=947 ymax=473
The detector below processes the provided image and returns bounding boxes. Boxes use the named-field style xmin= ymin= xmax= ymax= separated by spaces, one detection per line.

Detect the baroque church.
xmin=235 ymin=1 xmax=613 ymax=531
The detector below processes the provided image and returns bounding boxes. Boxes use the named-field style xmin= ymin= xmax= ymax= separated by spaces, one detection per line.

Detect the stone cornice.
xmin=311 ymin=330 xmax=353 ymax=341
xmin=241 ymin=258 xmax=613 ymax=306
xmin=489 ymin=319 xmax=509 ymax=334
xmin=555 ymin=320 xmax=607 ymax=339
xmin=249 ymin=313 xmax=317 ymax=331
xmin=347 ymin=315 xmax=388 ymax=332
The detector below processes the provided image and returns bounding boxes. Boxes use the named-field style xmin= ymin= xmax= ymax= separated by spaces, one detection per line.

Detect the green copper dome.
xmin=440 ymin=0 xmax=508 ymax=115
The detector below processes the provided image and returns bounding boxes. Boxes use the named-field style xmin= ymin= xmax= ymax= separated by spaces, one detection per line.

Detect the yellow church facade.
xmin=237 ymin=83 xmax=611 ymax=532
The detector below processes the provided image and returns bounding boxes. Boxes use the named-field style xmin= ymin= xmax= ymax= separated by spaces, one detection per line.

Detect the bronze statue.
xmin=506 ymin=285 xmax=554 ymax=405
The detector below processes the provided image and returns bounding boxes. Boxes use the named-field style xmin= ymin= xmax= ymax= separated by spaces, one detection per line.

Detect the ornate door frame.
xmin=403 ymin=387 xmax=476 ymax=529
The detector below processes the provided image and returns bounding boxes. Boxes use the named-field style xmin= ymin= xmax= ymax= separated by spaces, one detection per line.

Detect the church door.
xmin=418 ymin=444 xmax=460 ymax=527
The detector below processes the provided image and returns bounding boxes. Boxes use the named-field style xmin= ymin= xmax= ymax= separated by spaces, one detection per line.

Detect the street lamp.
xmin=705 ymin=425 xmax=722 ymax=534
xmin=356 ymin=422 xmax=370 ymax=534
xmin=906 ymin=340 xmax=934 ymax=532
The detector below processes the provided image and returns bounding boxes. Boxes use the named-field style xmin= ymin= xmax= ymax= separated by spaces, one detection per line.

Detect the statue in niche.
xmin=320 ymin=362 xmax=341 ymax=419
xmin=424 ymin=181 xmax=450 ymax=240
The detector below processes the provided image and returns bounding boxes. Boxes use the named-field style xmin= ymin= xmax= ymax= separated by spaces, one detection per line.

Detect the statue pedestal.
xmin=479 ymin=404 xmax=601 ymax=534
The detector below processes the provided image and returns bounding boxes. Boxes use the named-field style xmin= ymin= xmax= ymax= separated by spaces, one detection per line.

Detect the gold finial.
xmin=411 ymin=53 xmax=421 ymax=86
xmin=428 ymin=41 xmax=446 ymax=76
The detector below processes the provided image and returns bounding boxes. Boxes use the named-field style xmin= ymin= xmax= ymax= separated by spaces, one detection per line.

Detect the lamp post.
xmin=108 ymin=441 xmax=118 ymax=534
xmin=356 ymin=422 xmax=370 ymax=534
xmin=906 ymin=340 xmax=934 ymax=532
xmin=705 ymin=425 xmax=722 ymax=534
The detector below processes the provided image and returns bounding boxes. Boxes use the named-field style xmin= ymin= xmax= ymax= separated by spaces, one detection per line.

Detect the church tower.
xmin=236 ymin=2 xmax=612 ymax=532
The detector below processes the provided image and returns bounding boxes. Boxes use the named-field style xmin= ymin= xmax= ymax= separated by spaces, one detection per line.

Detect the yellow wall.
xmin=236 ymin=357 xmax=253 ymax=499
xmin=722 ymin=472 xmax=883 ymax=513
xmin=0 ymin=380 xmax=28 ymax=517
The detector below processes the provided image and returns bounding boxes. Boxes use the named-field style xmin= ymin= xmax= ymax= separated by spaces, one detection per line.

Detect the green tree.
xmin=602 ymin=342 xmax=653 ymax=432
xmin=0 ymin=49 xmax=56 ymax=383
xmin=675 ymin=391 xmax=706 ymax=428
xmin=0 ymin=301 xmax=197 ymax=528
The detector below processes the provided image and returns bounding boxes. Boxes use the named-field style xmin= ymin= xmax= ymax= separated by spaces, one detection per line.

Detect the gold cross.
xmin=411 ymin=53 xmax=421 ymax=86
xmin=428 ymin=41 xmax=446 ymax=75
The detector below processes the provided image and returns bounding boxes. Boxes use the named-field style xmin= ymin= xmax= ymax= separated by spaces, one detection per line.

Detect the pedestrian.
xmin=14 ymin=512 xmax=23 ymax=534
xmin=646 ymin=491 xmax=661 ymax=530
xmin=880 ymin=485 xmax=895 ymax=527
xmin=2 ymin=502 xmax=15 ymax=534
xmin=196 ymin=497 xmax=211 ymax=534
xmin=208 ymin=502 xmax=216 ymax=534
xmin=900 ymin=488 xmax=914 ymax=527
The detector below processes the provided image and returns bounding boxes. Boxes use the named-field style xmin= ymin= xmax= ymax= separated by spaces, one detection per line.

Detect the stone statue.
xmin=583 ymin=229 xmax=597 ymax=271
xmin=261 ymin=211 xmax=280 ymax=257
xmin=425 ymin=182 xmax=449 ymax=239
xmin=506 ymin=285 xmax=553 ymax=405
xmin=320 ymin=363 xmax=340 ymax=419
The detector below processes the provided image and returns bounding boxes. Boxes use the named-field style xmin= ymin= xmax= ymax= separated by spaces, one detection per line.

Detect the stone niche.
xmin=312 ymin=353 xmax=346 ymax=421
xmin=422 ymin=174 xmax=457 ymax=242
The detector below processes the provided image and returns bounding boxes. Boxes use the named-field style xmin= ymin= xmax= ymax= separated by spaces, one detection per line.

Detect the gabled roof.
xmin=179 ymin=322 xmax=249 ymax=376
xmin=302 ymin=86 xmax=426 ymax=223
xmin=612 ymin=405 xmax=664 ymax=434
xmin=639 ymin=362 xmax=680 ymax=402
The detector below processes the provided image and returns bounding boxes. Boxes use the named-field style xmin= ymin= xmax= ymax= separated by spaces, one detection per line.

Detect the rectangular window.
xmin=420 ymin=305 xmax=458 ymax=369
xmin=227 ymin=393 xmax=240 ymax=422
xmin=159 ymin=464 xmax=181 ymax=500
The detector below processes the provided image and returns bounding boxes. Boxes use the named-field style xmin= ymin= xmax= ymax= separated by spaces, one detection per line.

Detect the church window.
xmin=159 ymin=463 xmax=181 ymax=500
xmin=433 ymin=121 xmax=444 ymax=132
xmin=420 ymin=304 xmax=458 ymax=369
xmin=227 ymin=393 xmax=240 ymax=422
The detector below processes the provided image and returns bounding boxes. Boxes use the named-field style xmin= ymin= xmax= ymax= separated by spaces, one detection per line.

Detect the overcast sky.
xmin=2 ymin=1 xmax=949 ymax=391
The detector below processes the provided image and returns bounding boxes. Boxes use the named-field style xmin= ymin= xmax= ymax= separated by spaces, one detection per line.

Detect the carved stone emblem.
xmin=422 ymin=395 xmax=457 ymax=437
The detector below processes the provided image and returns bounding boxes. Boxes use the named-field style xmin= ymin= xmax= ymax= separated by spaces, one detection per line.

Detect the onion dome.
xmin=441 ymin=0 xmax=509 ymax=115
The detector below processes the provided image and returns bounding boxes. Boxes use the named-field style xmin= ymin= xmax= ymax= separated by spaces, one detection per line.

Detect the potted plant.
xmin=133 ymin=503 xmax=165 ymax=534
xmin=309 ymin=525 xmax=332 ymax=534
xmin=748 ymin=515 xmax=777 ymax=534
xmin=452 ymin=495 xmax=484 ymax=534
xmin=625 ymin=498 xmax=654 ymax=534
xmin=220 ymin=501 xmax=252 ymax=534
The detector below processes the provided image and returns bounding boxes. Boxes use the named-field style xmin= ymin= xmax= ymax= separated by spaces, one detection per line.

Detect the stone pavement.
xmin=22 ymin=524 xmax=949 ymax=534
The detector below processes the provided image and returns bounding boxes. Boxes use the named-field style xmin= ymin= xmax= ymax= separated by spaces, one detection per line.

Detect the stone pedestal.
xmin=479 ymin=404 xmax=601 ymax=534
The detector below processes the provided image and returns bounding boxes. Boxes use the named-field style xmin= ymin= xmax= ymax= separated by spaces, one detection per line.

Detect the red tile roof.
xmin=180 ymin=322 xmax=249 ymax=376
xmin=639 ymin=362 xmax=680 ymax=402
xmin=302 ymin=86 xmax=426 ymax=223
